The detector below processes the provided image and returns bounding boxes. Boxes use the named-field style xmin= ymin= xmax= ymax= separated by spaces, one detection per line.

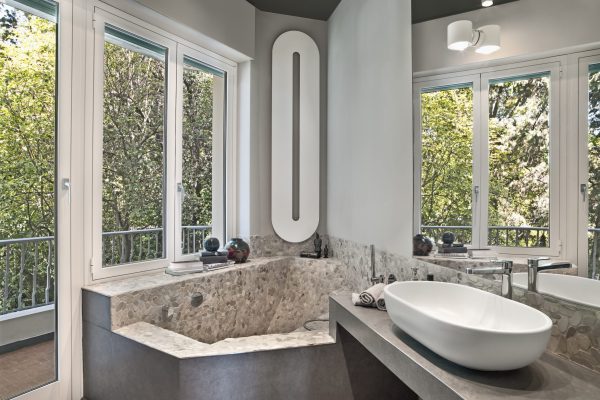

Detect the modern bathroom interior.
xmin=1 ymin=0 xmax=600 ymax=399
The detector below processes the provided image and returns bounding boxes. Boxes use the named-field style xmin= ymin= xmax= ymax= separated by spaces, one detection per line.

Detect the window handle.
xmin=62 ymin=178 xmax=71 ymax=204
xmin=581 ymin=183 xmax=587 ymax=202
xmin=474 ymin=185 xmax=480 ymax=202
xmin=177 ymin=183 xmax=185 ymax=202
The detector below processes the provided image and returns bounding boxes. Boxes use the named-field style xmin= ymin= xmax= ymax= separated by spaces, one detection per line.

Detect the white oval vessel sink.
xmin=384 ymin=281 xmax=552 ymax=371
xmin=513 ymin=272 xmax=600 ymax=308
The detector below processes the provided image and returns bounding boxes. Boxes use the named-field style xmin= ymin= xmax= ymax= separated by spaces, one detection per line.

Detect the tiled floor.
xmin=0 ymin=340 xmax=55 ymax=400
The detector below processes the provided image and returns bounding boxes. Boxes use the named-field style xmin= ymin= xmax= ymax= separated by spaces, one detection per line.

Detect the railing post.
xmin=3 ymin=246 xmax=10 ymax=314
xmin=17 ymin=243 xmax=25 ymax=310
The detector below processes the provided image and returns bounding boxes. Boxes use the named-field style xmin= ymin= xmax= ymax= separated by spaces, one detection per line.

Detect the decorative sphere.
xmin=441 ymin=232 xmax=456 ymax=245
xmin=204 ymin=237 xmax=220 ymax=252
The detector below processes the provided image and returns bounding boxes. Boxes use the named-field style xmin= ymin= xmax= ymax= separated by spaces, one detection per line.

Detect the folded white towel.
xmin=375 ymin=292 xmax=386 ymax=311
xmin=359 ymin=283 xmax=385 ymax=305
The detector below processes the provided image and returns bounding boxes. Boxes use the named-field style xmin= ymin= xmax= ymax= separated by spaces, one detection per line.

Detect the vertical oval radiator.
xmin=271 ymin=31 xmax=320 ymax=242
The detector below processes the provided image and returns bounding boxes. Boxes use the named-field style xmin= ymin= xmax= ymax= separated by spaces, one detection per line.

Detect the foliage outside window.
xmin=420 ymin=85 xmax=473 ymax=245
xmin=0 ymin=2 xmax=56 ymax=313
xmin=418 ymin=70 xmax=554 ymax=250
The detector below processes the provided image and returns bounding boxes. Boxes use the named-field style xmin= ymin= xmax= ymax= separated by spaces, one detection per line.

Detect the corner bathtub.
xmin=82 ymin=257 xmax=356 ymax=400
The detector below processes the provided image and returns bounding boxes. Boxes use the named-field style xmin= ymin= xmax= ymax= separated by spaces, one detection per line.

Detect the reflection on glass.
xmin=0 ymin=1 xmax=58 ymax=398
xmin=180 ymin=57 xmax=225 ymax=254
xmin=587 ymin=64 xmax=600 ymax=278
xmin=420 ymin=85 xmax=474 ymax=245
xmin=101 ymin=26 xmax=167 ymax=267
xmin=488 ymin=73 xmax=551 ymax=248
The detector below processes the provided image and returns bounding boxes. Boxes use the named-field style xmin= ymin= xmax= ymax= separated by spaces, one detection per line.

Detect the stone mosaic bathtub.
xmin=83 ymin=256 xmax=355 ymax=358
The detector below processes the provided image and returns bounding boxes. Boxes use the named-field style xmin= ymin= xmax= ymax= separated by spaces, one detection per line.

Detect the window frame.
xmin=414 ymin=62 xmax=562 ymax=257
xmin=88 ymin=7 xmax=237 ymax=280
xmin=174 ymin=43 xmax=235 ymax=262
xmin=576 ymin=52 xmax=600 ymax=276
xmin=413 ymin=74 xmax=482 ymax=247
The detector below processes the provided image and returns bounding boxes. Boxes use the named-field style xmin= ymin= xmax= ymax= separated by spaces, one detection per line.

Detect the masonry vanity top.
xmin=329 ymin=293 xmax=600 ymax=400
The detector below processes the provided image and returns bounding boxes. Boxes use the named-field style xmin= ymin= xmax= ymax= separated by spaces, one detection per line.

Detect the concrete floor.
xmin=0 ymin=340 xmax=55 ymax=400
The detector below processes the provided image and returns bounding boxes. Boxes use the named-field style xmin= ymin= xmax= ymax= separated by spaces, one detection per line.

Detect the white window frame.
xmin=87 ymin=4 xmax=238 ymax=280
xmin=413 ymin=74 xmax=482 ymax=247
xmin=576 ymin=52 xmax=600 ymax=276
xmin=174 ymin=44 xmax=235 ymax=262
xmin=414 ymin=61 xmax=562 ymax=257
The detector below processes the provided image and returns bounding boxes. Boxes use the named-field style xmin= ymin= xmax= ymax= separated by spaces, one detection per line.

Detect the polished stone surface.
xmin=330 ymin=293 xmax=600 ymax=400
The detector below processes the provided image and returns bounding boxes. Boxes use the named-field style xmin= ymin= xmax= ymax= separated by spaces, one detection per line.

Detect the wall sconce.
xmin=447 ymin=20 xmax=501 ymax=55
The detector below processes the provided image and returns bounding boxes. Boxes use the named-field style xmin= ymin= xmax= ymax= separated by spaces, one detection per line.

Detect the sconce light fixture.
xmin=482 ymin=0 xmax=494 ymax=7
xmin=447 ymin=20 xmax=501 ymax=54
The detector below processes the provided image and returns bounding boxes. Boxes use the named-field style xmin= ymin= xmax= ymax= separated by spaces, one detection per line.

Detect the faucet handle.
xmin=496 ymin=259 xmax=513 ymax=272
xmin=527 ymin=257 xmax=549 ymax=268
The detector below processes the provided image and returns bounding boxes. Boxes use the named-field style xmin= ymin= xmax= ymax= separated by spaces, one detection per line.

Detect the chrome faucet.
xmin=369 ymin=244 xmax=384 ymax=284
xmin=466 ymin=260 xmax=513 ymax=299
xmin=527 ymin=257 xmax=571 ymax=292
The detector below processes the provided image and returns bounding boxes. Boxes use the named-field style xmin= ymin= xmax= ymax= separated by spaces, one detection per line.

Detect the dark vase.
xmin=225 ymin=238 xmax=250 ymax=263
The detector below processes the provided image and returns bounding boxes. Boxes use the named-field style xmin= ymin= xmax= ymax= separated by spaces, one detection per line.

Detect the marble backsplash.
xmin=326 ymin=235 xmax=600 ymax=374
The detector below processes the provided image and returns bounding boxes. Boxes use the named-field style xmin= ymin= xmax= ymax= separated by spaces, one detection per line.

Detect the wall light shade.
xmin=482 ymin=0 xmax=494 ymax=7
xmin=475 ymin=24 xmax=501 ymax=54
xmin=447 ymin=20 xmax=473 ymax=51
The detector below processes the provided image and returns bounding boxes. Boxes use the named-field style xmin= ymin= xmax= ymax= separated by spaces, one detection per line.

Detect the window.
xmin=415 ymin=64 xmax=559 ymax=255
xmin=177 ymin=51 xmax=226 ymax=259
xmin=101 ymin=26 xmax=168 ymax=267
xmin=91 ymin=10 xmax=235 ymax=279
xmin=581 ymin=57 xmax=600 ymax=277
xmin=487 ymin=73 xmax=551 ymax=248
xmin=419 ymin=84 xmax=474 ymax=245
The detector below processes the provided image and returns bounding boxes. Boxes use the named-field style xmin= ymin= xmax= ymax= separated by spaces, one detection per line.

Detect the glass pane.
xmin=488 ymin=73 xmax=551 ymax=248
xmin=587 ymin=63 xmax=600 ymax=278
xmin=420 ymin=84 xmax=474 ymax=245
xmin=180 ymin=56 xmax=225 ymax=254
xmin=0 ymin=1 xmax=57 ymax=398
xmin=102 ymin=27 xmax=167 ymax=266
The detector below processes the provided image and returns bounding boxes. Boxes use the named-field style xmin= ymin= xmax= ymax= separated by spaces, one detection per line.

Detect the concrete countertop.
xmin=329 ymin=293 xmax=600 ymax=400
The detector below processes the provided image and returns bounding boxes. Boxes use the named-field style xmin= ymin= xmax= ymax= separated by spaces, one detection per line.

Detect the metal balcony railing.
xmin=0 ymin=225 xmax=211 ymax=316
xmin=420 ymin=225 xmax=550 ymax=248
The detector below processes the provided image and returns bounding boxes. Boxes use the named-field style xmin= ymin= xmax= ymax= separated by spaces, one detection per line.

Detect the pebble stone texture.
xmin=327 ymin=236 xmax=600 ymax=373
xmin=85 ymin=256 xmax=353 ymax=357
xmin=86 ymin=234 xmax=600 ymax=373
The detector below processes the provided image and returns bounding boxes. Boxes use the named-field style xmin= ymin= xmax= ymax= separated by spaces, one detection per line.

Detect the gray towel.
xmin=375 ymin=292 xmax=386 ymax=311
xmin=359 ymin=283 xmax=385 ymax=305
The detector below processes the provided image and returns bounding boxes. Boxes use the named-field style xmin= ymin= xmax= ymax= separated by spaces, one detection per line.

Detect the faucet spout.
xmin=466 ymin=260 xmax=513 ymax=299
xmin=527 ymin=257 xmax=571 ymax=292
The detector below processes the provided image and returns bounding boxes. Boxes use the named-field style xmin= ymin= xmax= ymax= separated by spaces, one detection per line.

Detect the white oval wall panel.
xmin=271 ymin=31 xmax=320 ymax=243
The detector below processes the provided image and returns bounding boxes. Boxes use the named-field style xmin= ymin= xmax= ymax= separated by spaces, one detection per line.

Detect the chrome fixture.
xmin=527 ymin=257 xmax=571 ymax=292
xmin=370 ymin=244 xmax=384 ymax=284
xmin=466 ymin=260 xmax=513 ymax=299
xmin=411 ymin=267 xmax=419 ymax=281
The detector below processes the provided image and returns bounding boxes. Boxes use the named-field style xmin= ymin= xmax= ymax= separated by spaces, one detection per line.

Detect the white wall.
xmin=413 ymin=0 xmax=600 ymax=73
xmin=134 ymin=0 xmax=256 ymax=59
xmin=327 ymin=0 xmax=413 ymax=255
xmin=251 ymin=10 xmax=329 ymax=236
xmin=0 ymin=306 xmax=54 ymax=347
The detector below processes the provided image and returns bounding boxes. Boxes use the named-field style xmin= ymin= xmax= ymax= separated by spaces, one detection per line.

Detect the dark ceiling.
xmin=246 ymin=0 xmax=519 ymax=23
xmin=412 ymin=0 xmax=518 ymax=23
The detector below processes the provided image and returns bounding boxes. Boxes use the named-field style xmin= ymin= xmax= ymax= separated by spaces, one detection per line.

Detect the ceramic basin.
xmin=513 ymin=272 xmax=600 ymax=308
xmin=384 ymin=281 xmax=552 ymax=371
